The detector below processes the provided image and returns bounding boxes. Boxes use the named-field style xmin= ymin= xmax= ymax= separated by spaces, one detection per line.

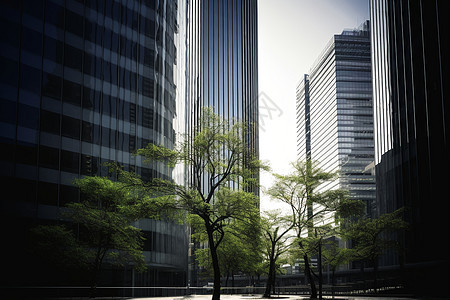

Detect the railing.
xmin=2 ymin=282 xmax=408 ymax=299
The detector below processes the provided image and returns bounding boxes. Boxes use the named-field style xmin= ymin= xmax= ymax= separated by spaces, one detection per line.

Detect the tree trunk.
xmin=89 ymin=247 xmax=104 ymax=298
xmin=207 ymin=226 xmax=221 ymax=300
xmin=263 ymin=243 xmax=276 ymax=298
xmin=331 ymin=268 xmax=336 ymax=298
xmin=360 ymin=261 xmax=365 ymax=292
xmin=304 ymin=253 xmax=317 ymax=299
xmin=373 ymin=258 xmax=378 ymax=294
xmin=318 ymin=241 xmax=322 ymax=300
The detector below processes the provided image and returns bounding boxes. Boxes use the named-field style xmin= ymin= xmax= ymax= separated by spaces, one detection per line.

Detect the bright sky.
xmin=257 ymin=0 xmax=369 ymax=212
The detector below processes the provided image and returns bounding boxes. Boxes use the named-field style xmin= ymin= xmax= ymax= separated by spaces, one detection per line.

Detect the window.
xmin=42 ymin=72 xmax=61 ymax=99
xmin=15 ymin=144 xmax=37 ymax=165
xmin=81 ymin=154 xmax=98 ymax=175
xmin=20 ymin=64 xmax=41 ymax=94
xmin=18 ymin=104 xmax=39 ymax=129
xmin=59 ymin=184 xmax=79 ymax=205
xmin=82 ymin=86 xmax=94 ymax=108
xmin=40 ymin=110 xmax=60 ymax=135
xmin=103 ymin=28 xmax=112 ymax=49
xmin=65 ymin=9 xmax=83 ymax=37
xmin=0 ymin=18 xmax=20 ymax=48
xmin=102 ymin=94 xmax=111 ymax=115
xmin=60 ymin=150 xmax=79 ymax=173
xmin=61 ymin=115 xmax=80 ymax=139
xmin=63 ymin=79 xmax=81 ymax=106
xmin=45 ymin=1 xmax=64 ymax=28
xmin=83 ymin=53 xmax=94 ymax=75
xmin=101 ymin=127 xmax=109 ymax=147
xmin=142 ymin=107 xmax=153 ymax=129
xmin=37 ymin=181 xmax=58 ymax=205
xmin=21 ymin=28 xmax=42 ymax=55
xmin=64 ymin=44 xmax=82 ymax=71
xmin=84 ymin=22 xmax=95 ymax=42
xmin=0 ymin=99 xmax=17 ymax=124
xmin=81 ymin=121 xmax=93 ymax=142
xmin=39 ymin=145 xmax=59 ymax=169
xmin=44 ymin=36 xmax=63 ymax=64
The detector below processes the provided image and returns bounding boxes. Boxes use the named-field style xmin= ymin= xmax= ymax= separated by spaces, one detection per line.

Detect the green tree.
xmin=32 ymin=176 xmax=171 ymax=297
xmin=136 ymin=107 xmax=266 ymax=300
xmin=267 ymin=159 xmax=356 ymax=299
xmin=193 ymin=214 xmax=262 ymax=287
xmin=344 ymin=208 xmax=408 ymax=293
xmin=261 ymin=211 xmax=293 ymax=298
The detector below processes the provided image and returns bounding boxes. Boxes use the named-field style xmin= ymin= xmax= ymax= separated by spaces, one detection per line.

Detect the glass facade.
xmin=297 ymin=21 xmax=376 ymax=217
xmin=296 ymin=74 xmax=310 ymax=161
xmin=0 ymin=0 xmax=188 ymax=288
xmin=370 ymin=0 xmax=449 ymax=285
xmin=185 ymin=0 xmax=259 ymax=286
xmin=185 ymin=0 xmax=259 ymax=191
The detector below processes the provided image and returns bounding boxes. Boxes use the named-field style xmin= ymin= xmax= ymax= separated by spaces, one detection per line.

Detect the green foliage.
xmin=30 ymin=224 xmax=88 ymax=270
xmin=260 ymin=211 xmax=293 ymax=297
xmin=69 ymin=176 xmax=147 ymax=272
xmin=30 ymin=175 xmax=165 ymax=292
xmin=344 ymin=208 xmax=408 ymax=262
xmin=267 ymin=158 xmax=352 ymax=298
xmin=135 ymin=107 xmax=266 ymax=300
xmin=194 ymin=215 xmax=262 ymax=282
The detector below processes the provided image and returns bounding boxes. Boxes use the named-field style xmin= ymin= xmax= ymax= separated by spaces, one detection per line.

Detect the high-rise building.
xmin=370 ymin=0 xmax=449 ymax=293
xmin=185 ymin=0 xmax=259 ymax=285
xmin=0 ymin=0 xmax=188 ymax=291
xmin=296 ymin=21 xmax=376 ymax=217
xmin=185 ymin=0 xmax=259 ymax=172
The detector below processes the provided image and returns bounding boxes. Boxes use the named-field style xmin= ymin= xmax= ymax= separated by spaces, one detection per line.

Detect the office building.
xmin=370 ymin=0 xmax=449 ymax=294
xmin=0 ymin=0 xmax=188 ymax=290
xmin=296 ymin=21 xmax=376 ymax=217
xmin=185 ymin=0 xmax=259 ymax=173
xmin=185 ymin=0 xmax=259 ymax=285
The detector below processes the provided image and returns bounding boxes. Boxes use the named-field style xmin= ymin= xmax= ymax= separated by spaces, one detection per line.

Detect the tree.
xmin=260 ymin=211 xmax=293 ymax=298
xmin=193 ymin=214 xmax=262 ymax=287
xmin=344 ymin=208 xmax=408 ymax=293
xmin=136 ymin=107 xmax=266 ymax=300
xmin=267 ymin=159 xmax=357 ymax=299
xmin=31 ymin=175 xmax=171 ymax=297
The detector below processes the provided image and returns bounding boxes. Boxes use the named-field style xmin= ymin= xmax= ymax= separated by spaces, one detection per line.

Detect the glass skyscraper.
xmin=370 ymin=0 xmax=449 ymax=294
xmin=297 ymin=21 xmax=376 ymax=217
xmin=0 ymin=0 xmax=188 ymax=291
xmin=185 ymin=0 xmax=259 ymax=174
xmin=185 ymin=0 xmax=259 ymax=286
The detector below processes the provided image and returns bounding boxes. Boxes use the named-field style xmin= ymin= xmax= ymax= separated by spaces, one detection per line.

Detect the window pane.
xmin=40 ymin=110 xmax=60 ymax=134
xmin=65 ymin=9 xmax=83 ymax=37
xmin=61 ymin=115 xmax=80 ymax=138
xmin=37 ymin=181 xmax=58 ymax=205
xmin=21 ymin=28 xmax=42 ymax=55
xmin=20 ymin=64 xmax=41 ymax=94
xmin=64 ymin=44 xmax=82 ymax=71
xmin=39 ymin=145 xmax=59 ymax=169
xmin=44 ymin=36 xmax=63 ymax=64
xmin=60 ymin=150 xmax=79 ymax=173
xmin=42 ymin=72 xmax=61 ymax=99
xmin=62 ymin=79 xmax=81 ymax=106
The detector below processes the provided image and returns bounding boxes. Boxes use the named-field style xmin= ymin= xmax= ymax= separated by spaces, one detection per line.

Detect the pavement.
xmin=128 ymin=294 xmax=420 ymax=300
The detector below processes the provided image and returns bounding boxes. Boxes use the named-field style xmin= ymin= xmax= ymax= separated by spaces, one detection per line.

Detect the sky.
xmin=257 ymin=0 xmax=369 ymax=212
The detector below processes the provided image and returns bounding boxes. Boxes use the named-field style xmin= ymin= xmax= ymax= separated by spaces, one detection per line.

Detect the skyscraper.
xmin=185 ymin=0 xmax=259 ymax=286
xmin=370 ymin=0 xmax=449 ymax=294
xmin=296 ymin=21 xmax=376 ymax=217
xmin=0 ymin=0 xmax=188 ymax=291
xmin=185 ymin=0 xmax=259 ymax=174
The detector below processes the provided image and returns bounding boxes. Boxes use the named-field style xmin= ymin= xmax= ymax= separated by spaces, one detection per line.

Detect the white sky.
xmin=257 ymin=0 xmax=369 ymax=212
